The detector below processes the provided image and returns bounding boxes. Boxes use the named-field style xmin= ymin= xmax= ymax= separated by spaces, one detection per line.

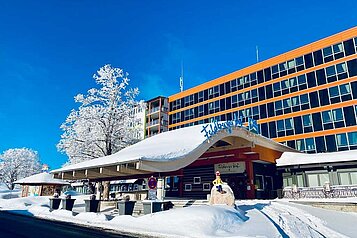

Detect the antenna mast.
xmin=256 ymin=46 xmax=259 ymax=63
xmin=180 ymin=61 xmax=184 ymax=92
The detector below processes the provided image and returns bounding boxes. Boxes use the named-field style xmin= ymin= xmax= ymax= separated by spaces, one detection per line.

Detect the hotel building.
xmin=168 ymin=27 xmax=357 ymax=154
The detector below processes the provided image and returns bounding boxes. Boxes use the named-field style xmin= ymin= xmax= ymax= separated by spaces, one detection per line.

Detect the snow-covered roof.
xmin=110 ymin=179 xmax=138 ymax=184
xmin=52 ymin=123 xmax=296 ymax=175
xmin=14 ymin=172 xmax=70 ymax=185
xmin=276 ymin=150 xmax=357 ymax=167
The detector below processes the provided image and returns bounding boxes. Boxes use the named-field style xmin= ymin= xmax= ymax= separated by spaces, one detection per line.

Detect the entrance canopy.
xmin=52 ymin=123 xmax=296 ymax=180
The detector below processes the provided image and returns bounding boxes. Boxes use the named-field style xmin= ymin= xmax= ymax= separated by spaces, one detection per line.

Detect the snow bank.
xmin=2 ymin=194 xmax=357 ymax=238
xmin=109 ymin=205 xmax=247 ymax=237
xmin=0 ymin=183 xmax=21 ymax=199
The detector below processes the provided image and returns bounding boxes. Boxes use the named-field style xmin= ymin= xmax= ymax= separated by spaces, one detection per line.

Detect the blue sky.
xmin=0 ymin=1 xmax=356 ymax=169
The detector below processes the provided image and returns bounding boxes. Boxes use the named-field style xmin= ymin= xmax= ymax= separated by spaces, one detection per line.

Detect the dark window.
xmin=204 ymin=104 xmax=208 ymax=115
xmin=304 ymin=53 xmax=314 ymax=68
xmin=309 ymin=92 xmax=319 ymax=108
xmin=325 ymin=135 xmax=337 ymax=152
xmin=351 ymin=81 xmax=357 ymax=99
xmin=313 ymin=50 xmax=323 ymax=66
xmin=316 ymin=69 xmax=326 ymax=85
xmin=220 ymin=99 xmax=226 ymax=111
xmin=261 ymin=123 xmax=269 ymax=137
xmin=315 ymin=136 xmax=326 ymax=153
xmin=312 ymin=112 xmax=323 ymax=131
xmin=264 ymin=68 xmax=272 ymax=81
xmin=258 ymin=87 xmax=266 ymax=101
xmin=193 ymin=93 xmax=198 ymax=104
xmin=220 ymin=84 xmax=225 ymax=95
xmin=293 ymin=116 xmax=303 ymax=134
xmin=344 ymin=39 xmax=356 ymax=56
xmin=225 ymin=97 xmax=231 ymax=110
xmin=225 ymin=82 xmax=231 ymax=94
xmin=287 ymin=140 xmax=295 ymax=149
xmin=267 ymin=102 xmax=275 ymax=117
xmin=257 ymin=70 xmax=264 ymax=84
xmin=347 ymin=59 xmax=357 ymax=77
xmin=318 ymin=89 xmax=330 ymax=106
xmin=344 ymin=106 xmax=356 ymax=126
xmin=268 ymin=121 xmax=277 ymax=138
xmin=265 ymin=85 xmax=273 ymax=99
xmin=306 ymin=72 xmax=317 ymax=88
xmin=226 ymin=113 xmax=232 ymax=121
xmin=259 ymin=104 xmax=267 ymax=119
xmin=204 ymin=89 xmax=208 ymax=101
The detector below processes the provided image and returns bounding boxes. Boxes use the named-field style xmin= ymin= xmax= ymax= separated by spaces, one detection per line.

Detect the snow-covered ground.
xmin=1 ymin=188 xmax=357 ymax=238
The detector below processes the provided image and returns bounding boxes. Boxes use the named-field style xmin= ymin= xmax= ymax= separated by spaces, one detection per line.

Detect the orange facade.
xmin=167 ymin=27 xmax=357 ymax=151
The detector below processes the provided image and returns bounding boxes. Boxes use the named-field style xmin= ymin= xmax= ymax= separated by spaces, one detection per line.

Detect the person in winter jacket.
xmin=212 ymin=171 xmax=224 ymax=194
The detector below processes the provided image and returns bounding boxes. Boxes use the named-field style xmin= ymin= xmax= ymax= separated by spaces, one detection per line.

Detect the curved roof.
xmin=52 ymin=123 xmax=296 ymax=175
xmin=14 ymin=172 xmax=70 ymax=185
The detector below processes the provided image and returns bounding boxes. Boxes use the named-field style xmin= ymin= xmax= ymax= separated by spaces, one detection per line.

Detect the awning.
xmin=52 ymin=123 xmax=296 ymax=180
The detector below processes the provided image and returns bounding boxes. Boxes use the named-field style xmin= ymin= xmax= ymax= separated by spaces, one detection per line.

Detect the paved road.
xmin=0 ymin=211 xmax=137 ymax=238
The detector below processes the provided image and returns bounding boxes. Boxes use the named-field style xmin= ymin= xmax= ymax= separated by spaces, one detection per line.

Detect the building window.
xmin=193 ymin=177 xmax=201 ymax=184
xmin=348 ymin=132 xmax=357 ymax=146
xmin=336 ymin=133 xmax=348 ymax=148
xmin=230 ymin=79 xmax=238 ymax=92
xmin=300 ymin=93 xmax=310 ymax=109
xmin=184 ymin=108 xmax=194 ymax=120
xmin=305 ymin=137 xmax=315 ymax=151
xmin=285 ymin=118 xmax=294 ymax=130
xmin=307 ymin=173 xmax=329 ymax=187
xmin=198 ymin=91 xmax=204 ymax=102
xmin=203 ymin=183 xmax=211 ymax=191
xmin=332 ymin=108 xmax=344 ymax=128
xmin=283 ymin=176 xmax=293 ymax=188
xmin=198 ymin=105 xmax=204 ymax=117
xmin=338 ymin=172 xmax=357 ymax=185
xmin=250 ymin=72 xmax=257 ymax=85
xmin=255 ymin=175 xmax=264 ymax=190
xmin=296 ymin=139 xmax=305 ymax=151
xmin=184 ymin=184 xmax=192 ymax=191
xmin=208 ymin=100 xmax=220 ymax=114
xmin=208 ymin=86 xmax=219 ymax=99
xmin=277 ymin=119 xmax=284 ymax=132
xmin=172 ymin=112 xmax=181 ymax=124
xmin=251 ymin=89 xmax=258 ymax=102
xmin=295 ymin=56 xmax=305 ymax=71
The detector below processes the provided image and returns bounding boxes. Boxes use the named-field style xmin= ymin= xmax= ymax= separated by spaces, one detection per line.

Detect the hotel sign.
xmin=214 ymin=162 xmax=246 ymax=174
xmin=201 ymin=114 xmax=259 ymax=140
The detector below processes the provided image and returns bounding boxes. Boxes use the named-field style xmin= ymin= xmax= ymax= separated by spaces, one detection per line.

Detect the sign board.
xmin=148 ymin=189 xmax=157 ymax=200
xmin=148 ymin=176 xmax=157 ymax=189
xmin=214 ymin=162 xmax=246 ymax=174
xmin=201 ymin=113 xmax=259 ymax=140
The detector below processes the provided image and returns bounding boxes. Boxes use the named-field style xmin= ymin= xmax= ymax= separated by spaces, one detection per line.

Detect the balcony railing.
xmin=147 ymin=119 xmax=168 ymax=127
xmin=149 ymin=106 xmax=168 ymax=114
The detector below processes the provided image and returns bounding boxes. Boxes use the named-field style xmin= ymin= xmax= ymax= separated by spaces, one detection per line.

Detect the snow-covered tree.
xmin=57 ymin=64 xmax=144 ymax=165
xmin=0 ymin=148 xmax=41 ymax=190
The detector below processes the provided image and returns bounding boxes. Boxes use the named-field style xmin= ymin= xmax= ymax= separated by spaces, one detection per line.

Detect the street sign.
xmin=148 ymin=189 xmax=157 ymax=200
xmin=148 ymin=176 xmax=157 ymax=189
